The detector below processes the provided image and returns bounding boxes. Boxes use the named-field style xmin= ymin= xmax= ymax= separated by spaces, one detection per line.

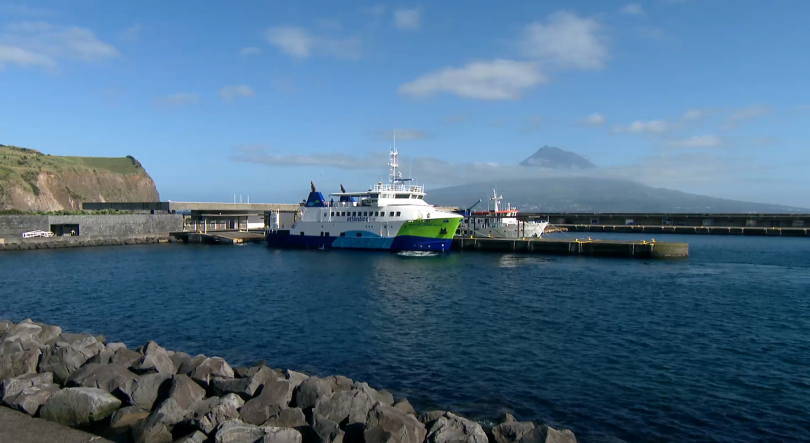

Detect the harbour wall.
xmin=0 ymin=214 xmax=183 ymax=238
xmin=0 ymin=319 xmax=577 ymax=443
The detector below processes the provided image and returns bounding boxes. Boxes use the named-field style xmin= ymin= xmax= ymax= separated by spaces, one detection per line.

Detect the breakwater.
xmin=0 ymin=319 xmax=577 ymax=443
xmin=0 ymin=234 xmax=172 ymax=251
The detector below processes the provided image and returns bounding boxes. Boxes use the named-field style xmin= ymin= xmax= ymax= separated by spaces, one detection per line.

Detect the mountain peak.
xmin=519 ymin=146 xmax=596 ymax=169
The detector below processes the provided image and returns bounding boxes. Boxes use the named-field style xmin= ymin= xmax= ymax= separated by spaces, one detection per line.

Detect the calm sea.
xmin=2 ymin=233 xmax=809 ymax=443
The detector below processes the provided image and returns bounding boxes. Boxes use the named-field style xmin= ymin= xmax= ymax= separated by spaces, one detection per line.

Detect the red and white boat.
xmin=459 ymin=189 xmax=548 ymax=238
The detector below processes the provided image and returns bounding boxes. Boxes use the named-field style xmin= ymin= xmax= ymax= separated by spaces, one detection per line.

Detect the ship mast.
xmin=389 ymin=131 xmax=400 ymax=184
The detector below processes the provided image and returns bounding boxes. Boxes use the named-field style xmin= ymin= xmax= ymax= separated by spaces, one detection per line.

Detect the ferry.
xmin=458 ymin=190 xmax=549 ymax=238
xmin=266 ymin=148 xmax=462 ymax=251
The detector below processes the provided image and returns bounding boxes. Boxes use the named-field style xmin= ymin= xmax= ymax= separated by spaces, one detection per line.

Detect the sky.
xmin=1 ymin=0 xmax=808 ymax=206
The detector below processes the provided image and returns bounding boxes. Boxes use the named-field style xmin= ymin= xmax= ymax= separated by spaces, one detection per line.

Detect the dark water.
xmin=2 ymin=234 xmax=809 ymax=443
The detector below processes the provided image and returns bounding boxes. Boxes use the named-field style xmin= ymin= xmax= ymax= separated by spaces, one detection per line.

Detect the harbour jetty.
xmin=452 ymin=237 xmax=688 ymax=258
xmin=0 ymin=319 xmax=577 ymax=443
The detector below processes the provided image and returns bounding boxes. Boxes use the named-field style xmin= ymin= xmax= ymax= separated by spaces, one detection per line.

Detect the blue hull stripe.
xmin=267 ymin=233 xmax=450 ymax=252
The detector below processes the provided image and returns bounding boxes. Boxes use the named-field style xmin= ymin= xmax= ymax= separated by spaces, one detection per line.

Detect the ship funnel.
xmin=311 ymin=181 xmax=316 ymax=192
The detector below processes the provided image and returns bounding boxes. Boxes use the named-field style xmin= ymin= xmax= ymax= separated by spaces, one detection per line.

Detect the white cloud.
xmin=153 ymin=93 xmax=200 ymax=107
xmin=0 ymin=21 xmax=118 ymax=69
xmin=0 ymin=44 xmax=56 ymax=68
xmin=613 ymin=119 xmax=669 ymax=134
xmin=583 ymin=112 xmax=606 ymax=126
xmin=375 ymin=130 xmax=431 ymax=141
xmin=664 ymin=135 xmax=723 ymax=149
xmin=264 ymin=26 xmax=361 ymax=60
xmin=219 ymin=85 xmax=255 ymax=101
xmin=394 ymin=8 xmax=421 ymax=31
xmin=361 ymin=4 xmax=386 ymax=16
xmin=621 ymin=4 xmax=646 ymax=16
xmin=239 ymin=47 xmax=262 ymax=56
xmin=119 ymin=24 xmax=142 ymax=42
xmin=519 ymin=11 xmax=608 ymax=70
xmin=682 ymin=108 xmax=706 ymax=120
xmin=723 ymin=105 xmax=771 ymax=129
xmin=445 ymin=114 xmax=466 ymax=124
xmin=0 ymin=4 xmax=52 ymax=16
xmin=399 ymin=59 xmax=545 ymax=101
xmin=521 ymin=116 xmax=543 ymax=133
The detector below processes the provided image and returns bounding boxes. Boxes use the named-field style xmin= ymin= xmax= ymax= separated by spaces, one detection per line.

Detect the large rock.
xmin=214 ymin=419 xmax=267 ymax=443
xmin=110 ymin=405 xmax=150 ymax=434
xmin=328 ymin=376 xmax=354 ymax=392
xmin=393 ymin=399 xmax=416 ymax=416
xmin=120 ymin=372 xmax=172 ymax=411
xmin=285 ymin=370 xmax=309 ymax=389
xmin=0 ymin=371 xmax=53 ymax=402
xmin=190 ymin=357 xmax=235 ymax=388
xmin=519 ymin=426 xmax=577 ymax=443
xmin=425 ymin=412 xmax=488 ymax=443
xmin=170 ymin=351 xmax=193 ymax=371
xmin=178 ymin=354 xmax=208 ymax=375
xmin=113 ymin=347 xmax=145 ymax=367
xmin=168 ymin=374 xmax=207 ymax=410
xmin=132 ymin=398 xmax=189 ymax=443
xmin=364 ymin=402 xmax=427 ymax=443
xmin=174 ymin=431 xmax=209 ymax=443
xmin=490 ymin=421 xmax=536 ymax=443
xmin=352 ymin=382 xmax=394 ymax=406
xmin=39 ymin=339 xmax=104 ymax=384
xmin=33 ymin=322 xmax=63 ymax=344
xmin=46 ymin=332 xmax=94 ymax=346
xmin=293 ymin=377 xmax=333 ymax=410
xmin=87 ymin=342 xmax=128 ymax=364
xmin=186 ymin=393 xmax=244 ymax=434
xmin=240 ymin=378 xmax=293 ymax=425
xmin=418 ymin=411 xmax=447 ymax=427
xmin=0 ymin=348 xmax=41 ymax=382
xmin=132 ymin=341 xmax=177 ymax=376
xmin=65 ymin=363 xmax=138 ymax=393
xmin=4 ymin=383 xmax=61 ymax=415
xmin=261 ymin=426 xmax=304 ymax=443
xmin=261 ymin=407 xmax=307 ymax=428
xmin=0 ymin=320 xmax=13 ymax=335
xmin=311 ymin=411 xmax=345 ymax=443
xmin=213 ymin=366 xmax=276 ymax=399
xmin=314 ymin=389 xmax=375 ymax=427
xmin=39 ymin=387 xmax=122 ymax=427
xmin=0 ymin=319 xmax=61 ymax=347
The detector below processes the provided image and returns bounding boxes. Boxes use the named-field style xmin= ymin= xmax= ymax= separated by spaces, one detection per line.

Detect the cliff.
xmin=0 ymin=145 xmax=159 ymax=211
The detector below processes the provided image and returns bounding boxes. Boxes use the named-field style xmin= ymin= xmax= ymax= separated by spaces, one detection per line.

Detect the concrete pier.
xmin=172 ymin=230 xmax=266 ymax=244
xmin=559 ymin=224 xmax=810 ymax=237
xmin=452 ymin=237 xmax=688 ymax=258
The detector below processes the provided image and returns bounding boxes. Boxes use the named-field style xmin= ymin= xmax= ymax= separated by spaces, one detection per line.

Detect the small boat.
xmin=458 ymin=189 xmax=548 ymax=238
xmin=266 ymin=147 xmax=463 ymax=252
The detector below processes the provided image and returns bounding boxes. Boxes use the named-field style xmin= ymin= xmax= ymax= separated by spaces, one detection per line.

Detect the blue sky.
xmin=1 ymin=0 xmax=808 ymax=206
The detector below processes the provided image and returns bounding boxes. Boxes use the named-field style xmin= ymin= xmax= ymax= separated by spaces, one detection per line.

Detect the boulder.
xmin=170 ymin=351 xmax=192 ymax=372
xmin=39 ymin=339 xmax=104 ymax=384
xmin=65 ymin=363 xmax=138 ymax=393
xmin=490 ymin=421 xmax=536 ymax=443
xmin=0 ymin=348 xmax=42 ymax=382
xmin=393 ymin=399 xmax=416 ymax=416
xmin=260 ymin=426 xmax=303 ymax=443
xmin=0 ymin=319 xmax=58 ymax=346
xmin=39 ymin=387 xmax=122 ymax=427
xmin=311 ymin=411 xmax=345 ymax=443
xmin=112 ymin=347 xmax=145 ymax=367
xmin=132 ymin=341 xmax=177 ymax=376
xmin=499 ymin=414 xmax=517 ymax=425
xmin=213 ymin=366 xmax=276 ymax=399
xmin=328 ymin=376 xmax=354 ymax=392
xmin=293 ymin=377 xmax=333 ymax=410
xmin=418 ymin=411 xmax=447 ymax=428
xmin=186 ymin=393 xmax=244 ymax=434
xmin=313 ymin=389 xmax=375 ymax=426
xmin=32 ymin=322 xmax=63 ymax=344
xmin=364 ymin=402 xmax=427 ymax=443
xmin=46 ymin=332 xmax=94 ymax=346
xmin=132 ymin=398 xmax=190 ymax=443
xmin=173 ymin=431 xmax=209 ymax=443
xmin=167 ymin=374 xmax=207 ymax=410
xmin=0 ymin=320 xmax=12 ymax=335
xmin=190 ymin=357 xmax=235 ymax=388
xmin=425 ymin=412 xmax=488 ymax=443
xmin=520 ymin=426 xmax=577 ymax=443
xmin=240 ymin=378 xmax=293 ymax=425
xmin=4 ymin=383 xmax=61 ymax=415
xmin=235 ymin=361 xmax=268 ymax=378
xmin=214 ymin=419 xmax=267 ymax=443
xmin=87 ymin=342 xmax=128 ymax=364
xmin=178 ymin=354 xmax=207 ymax=375
xmin=261 ymin=407 xmax=307 ymax=429
xmin=0 ymin=371 xmax=53 ymax=402
xmin=110 ymin=405 xmax=150 ymax=434
xmin=352 ymin=382 xmax=394 ymax=406
xmin=120 ymin=372 xmax=172 ymax=411
xmin=285 ymin=370 xmax=309 ymax=389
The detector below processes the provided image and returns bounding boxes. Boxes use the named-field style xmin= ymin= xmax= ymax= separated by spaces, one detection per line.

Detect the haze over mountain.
xmin=519 ymin=146 xmax=596 ymax=169
xmin=427 ymin=148 xmax=806 ymax=213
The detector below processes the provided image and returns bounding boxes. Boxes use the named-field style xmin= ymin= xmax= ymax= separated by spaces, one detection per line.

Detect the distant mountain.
xmin=520 ymin=146 xmax=596 ymax=169
xmin=427 ymin=177 xmax=806 ymax=213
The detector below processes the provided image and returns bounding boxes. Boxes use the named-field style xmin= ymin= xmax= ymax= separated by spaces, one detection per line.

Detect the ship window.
xmin=389 ymin=212 xmax=394 ymax=216
xmin=356 ymin=232 xmax=362 ymax=237
xmin=395 ymin=193 xmax=409 ymax=199
xmin=300 ymin=232 xmax=304 ymax=236
xmin=330 ymin=212 xmax=335 ymax=216
xmin=353 ymin=212 xmax=357 ymax=216
xmin=326 ymin=232 xmax=330 ymax=237
xmin=340 ymin=232 xmax=345 ymax=237
xmin=396 ymin=212 xmax=401 ymax=216
xmin=363 ymin=212 xmax=368 ymax=216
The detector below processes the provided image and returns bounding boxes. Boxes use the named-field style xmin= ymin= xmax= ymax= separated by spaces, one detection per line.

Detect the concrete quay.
xmin=559 ymin=224 xmax=810 ymax=236
xmin=452 ymin=237 xmax=688 ymax=258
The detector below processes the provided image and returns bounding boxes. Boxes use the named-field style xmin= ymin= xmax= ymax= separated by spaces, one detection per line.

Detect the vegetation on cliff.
xmin=0 ymin=144 xmax=160 ymax=211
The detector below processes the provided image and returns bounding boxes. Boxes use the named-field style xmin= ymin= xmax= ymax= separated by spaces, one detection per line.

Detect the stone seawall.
xmin=0 ymin=320 xmax=576 ymax=443
xmin=0 ymin=234 xmax=172 ymax=252
xmin=0 ymin=214 xmax=183 ymax=238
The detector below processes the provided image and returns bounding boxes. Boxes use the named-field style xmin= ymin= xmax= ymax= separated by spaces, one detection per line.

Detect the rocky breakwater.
xmin=0 ymin=319 xmax=577 ymax=443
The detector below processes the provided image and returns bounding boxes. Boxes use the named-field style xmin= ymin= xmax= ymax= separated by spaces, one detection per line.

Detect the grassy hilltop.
xmin=0 ymin=144 xmax=159 ymax=211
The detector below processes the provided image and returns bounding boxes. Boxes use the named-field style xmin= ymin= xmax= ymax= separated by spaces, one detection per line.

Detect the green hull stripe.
xmin=396 ymin=218 xmax=461 ymax=239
